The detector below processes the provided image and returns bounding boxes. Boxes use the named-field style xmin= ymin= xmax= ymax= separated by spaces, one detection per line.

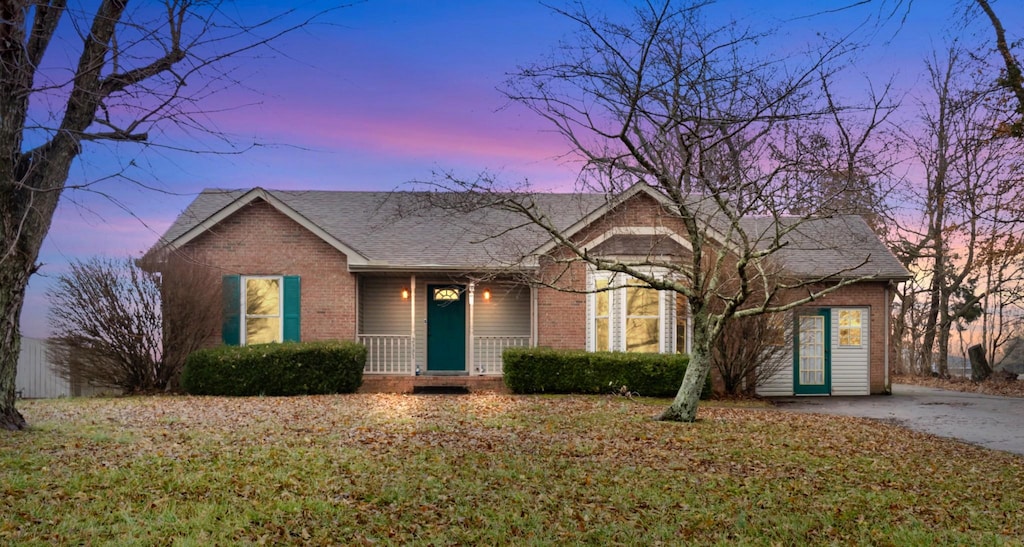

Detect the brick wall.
xmin=176 ymin=198 xmax=357 ymax=347
xmin=535 ymin=258 xmax=588 ymax=349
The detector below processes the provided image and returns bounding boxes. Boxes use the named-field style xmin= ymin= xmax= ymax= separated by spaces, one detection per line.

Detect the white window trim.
xmin=837 ymin=308 xmax=864 ymax=348
xmin=241 ymin=275 xmax=284 ymax=345
xmin=587 ymin=268 xmax=687 ymax=353
xmin=587 ymin=271 xmax=614 ymax=352
xmin=619 ymin=280 xmax=665 ymax=353
xmin=675 ymin=293 xmax=693 ymax=354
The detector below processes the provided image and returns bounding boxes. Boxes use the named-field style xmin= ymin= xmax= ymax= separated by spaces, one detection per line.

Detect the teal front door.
xmin=426 ymin=284 xmax=466 ymax=372
xmin=794 ymin=309 xmax=831 ymax=395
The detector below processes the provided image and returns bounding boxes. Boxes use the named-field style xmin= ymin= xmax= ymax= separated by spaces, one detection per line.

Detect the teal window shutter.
xmin=222 ymin=275 xmax=241 ymax=346
xmin=283 ymin=276 xmax=301 ymax=342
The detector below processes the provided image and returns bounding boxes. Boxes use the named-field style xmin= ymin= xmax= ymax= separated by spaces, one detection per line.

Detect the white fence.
xmin=358 ymin=334 xmax=530 ymax=375
xmin=16 ymin=337 xmax=70 ymax=399
xmin=359 ymin=334 xmax=415 ymax=374
xmin=473 ymin=335 xmax=530 ymax=375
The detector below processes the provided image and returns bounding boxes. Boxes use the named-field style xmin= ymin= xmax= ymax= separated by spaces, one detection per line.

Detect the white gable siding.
xmin=830 ymin=307 xmax=870 ymax=395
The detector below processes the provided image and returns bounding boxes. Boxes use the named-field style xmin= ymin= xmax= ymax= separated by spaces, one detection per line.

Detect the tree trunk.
xmin=0 ymin=341 xmax=26 ymax=431
xmin=0 ymin=259 xmax=30 ymax=431
xmin=1 ymin=157 xmax=67 ymax=431
xmin=658 ymin=314 xmax=712 ymax=422
xmin=969 ymin=344 xmax=992 ymax=381
xmin=935 ymin=292 xmax=952 ymax=378
xmin=921 ymin=275 xmax=941 ymax=376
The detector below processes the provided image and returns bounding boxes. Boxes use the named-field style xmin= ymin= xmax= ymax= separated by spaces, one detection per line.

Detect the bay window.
xmin=587 ymin=271 xmax=688 ymax=353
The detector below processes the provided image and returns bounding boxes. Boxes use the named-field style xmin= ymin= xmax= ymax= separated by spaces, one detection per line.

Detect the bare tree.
xmin=0 ymin=2 xmax=329 ymax=429
xmin=868 ymin=0 xmax=1024 ymax=134
xmin=151 ymin=252 xmax=221 ymax=390
xmin=423 ymin=2 xmax=892 ymax=422
xmin=48 ymin=257 xmax=162 ymax=393
xmin=891 ymin=44 xmax=1024 ymax=377
xmin=47 ymin=254 xmax=218 ymax=393
xmin=712 ymin=313 xmax=791 ymax=395
xmin=973 ymin=0 xmax=1024 ymax=137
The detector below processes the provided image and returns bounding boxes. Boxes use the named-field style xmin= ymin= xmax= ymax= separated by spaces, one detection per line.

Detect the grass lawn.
xmin=3 ymin=394 xmax=1023 ymax=545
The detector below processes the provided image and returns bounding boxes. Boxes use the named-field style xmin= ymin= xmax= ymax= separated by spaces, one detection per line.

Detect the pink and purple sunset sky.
xmin=20 ymin=0 xmax=1024 ymax=338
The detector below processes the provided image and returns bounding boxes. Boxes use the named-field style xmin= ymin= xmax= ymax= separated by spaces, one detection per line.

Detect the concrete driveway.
xmin=773 ymin=384 xmax=1024 ymax=456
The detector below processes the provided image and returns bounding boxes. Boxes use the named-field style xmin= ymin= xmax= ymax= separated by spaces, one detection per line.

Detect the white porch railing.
xmin=473 ymin=335 xmax=530 ymax=375
xmin=359 ymin=334 xmax=414 ymax=374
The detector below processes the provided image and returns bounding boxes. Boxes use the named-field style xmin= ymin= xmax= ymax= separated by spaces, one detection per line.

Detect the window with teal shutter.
xmin=222 ymin=275 xmax=241 ymax=345
xmin=223 ymin=275 xmax=300 ymax=345
xmin=283 ymin=276 xmax=301 ymax=342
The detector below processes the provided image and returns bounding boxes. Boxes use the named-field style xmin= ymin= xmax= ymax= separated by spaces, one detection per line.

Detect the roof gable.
xmin=159 ymin=188 xmax=370 ymax=265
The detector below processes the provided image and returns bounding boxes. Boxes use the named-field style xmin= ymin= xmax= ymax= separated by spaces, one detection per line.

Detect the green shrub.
xmin=502 ymin=348 xmax=710 ymax=398
xmin=181 ymin=341 xmax=366 ymax=396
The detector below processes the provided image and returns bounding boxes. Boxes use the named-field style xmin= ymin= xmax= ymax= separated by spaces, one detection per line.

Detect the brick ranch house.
xmin=147 ymin=184 xmax=910 ymax=396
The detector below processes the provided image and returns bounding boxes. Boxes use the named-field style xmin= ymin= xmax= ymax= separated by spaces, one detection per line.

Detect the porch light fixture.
xmin=483 ymin=288 xmax=491 ymax=301
xmin=401 ymin=287 xmax=410 ymax=300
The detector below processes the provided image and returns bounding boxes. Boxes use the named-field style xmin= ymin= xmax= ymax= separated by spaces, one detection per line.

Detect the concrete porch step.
xmin=358 ymin=375 xmax=508 ymax=394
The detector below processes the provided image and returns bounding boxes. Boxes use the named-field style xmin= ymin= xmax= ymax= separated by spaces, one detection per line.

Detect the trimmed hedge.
xmin=181 ymin=341 xmax=366 ymax=396
xmin=502 ymin=347 xmax=711 ymax=398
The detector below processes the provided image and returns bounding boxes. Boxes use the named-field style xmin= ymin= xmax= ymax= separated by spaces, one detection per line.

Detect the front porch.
xmin=357 ymin=275 xmax=533 ymax=376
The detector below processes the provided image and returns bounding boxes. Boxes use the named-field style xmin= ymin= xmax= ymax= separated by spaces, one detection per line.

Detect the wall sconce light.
xmin=483 ymin=288 xmax=491 ymax=301
xmin=401 ymin=287 xmax=410 ymax=300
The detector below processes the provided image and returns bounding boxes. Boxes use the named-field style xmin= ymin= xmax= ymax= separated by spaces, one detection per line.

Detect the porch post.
xmin=410 ymin=275 xmax=416 ymax=376
xmin=353 ymin=274 xmax=360 ymax=342
xmin=468 ymin=282 xmax=476 ymax=374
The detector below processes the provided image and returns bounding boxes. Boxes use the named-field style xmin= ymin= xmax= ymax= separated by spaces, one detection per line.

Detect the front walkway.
xmin=774 ymin=384 xmax=1024 ymax=457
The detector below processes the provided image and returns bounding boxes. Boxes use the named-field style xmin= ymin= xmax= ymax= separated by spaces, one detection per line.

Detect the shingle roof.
xmin=155 ymin=187 xmax=909 ymax=280
xmin=738 ymin=216 xmax=909 ymax=280
xmin=157 ymin=189 xmax=610 ymax=269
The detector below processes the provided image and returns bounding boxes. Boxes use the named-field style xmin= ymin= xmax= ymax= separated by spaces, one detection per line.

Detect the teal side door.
xmin=426 ymin=284 xmax=466 ymax=372
xmin=794 ymin=309 xmax=831 ymax=395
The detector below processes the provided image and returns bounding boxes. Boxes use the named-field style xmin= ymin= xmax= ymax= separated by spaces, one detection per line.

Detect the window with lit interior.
xmin=244 ymin=277 xmax=282 ymax=344
xmin=838 ymin=309 xmax=862 ymax=347
xmin=625 ymin=280 xmax=660 ymax=353
xmin=588 ymin=271 xmax=683 ymax=353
